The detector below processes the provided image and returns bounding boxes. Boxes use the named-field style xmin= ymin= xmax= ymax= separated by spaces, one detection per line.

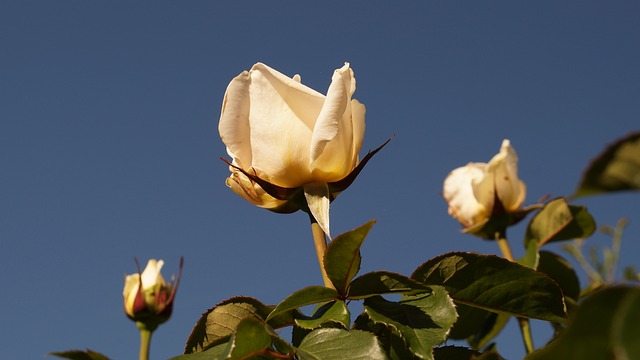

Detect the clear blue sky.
xmin=2 ymin=2 xmax=639 ymax=359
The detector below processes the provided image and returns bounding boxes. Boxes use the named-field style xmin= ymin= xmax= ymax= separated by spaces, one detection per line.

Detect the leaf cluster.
xmin=52 ymin=132 xmax=640 ymax=360
xmin=171 ymin=219 xmax=569 ymax=360
xmin=168 ymin=131 xmax=640 ymax=360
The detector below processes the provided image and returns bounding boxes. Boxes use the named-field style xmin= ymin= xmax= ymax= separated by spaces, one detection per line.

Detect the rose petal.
xmin=489 ymin=140 xmax=526 ymax=211
xmin=141 ymin=259 xmax=165 ymax=289
xmin=444 ymin=163 xmax=492 ymax=227
xmin=310 ymin=63 xmax=351 ymax=163
xmin=123 ymin=273 xmax=140 ymax=315
xmin=219 ymin=62 xmax=367 ymax=208
xmin=310 ymin=64 xmax=362 ymax=182
xmin=226 ymin=170 xmax=290 ymax=211
xmin=350 ymin=99 xmax=366 ymax=165
xmin=471 ymin=162 xmax=496 ymax=213
xmin=219 ymin=71 xmax=252 ymax=169
xmin=247 ymin=64 xmax=325 ymax=187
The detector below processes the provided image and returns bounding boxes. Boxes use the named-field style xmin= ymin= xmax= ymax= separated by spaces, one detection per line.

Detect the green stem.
xmin=567 ymin=241 xmax=603 ymax=285
xmin=607 ymin=218 xmax=627 ymax=282
xmin=518 ymin=317 xmax=535 ymax=354
xmin=496 ymin=236 xmax=514 ymax=262
xmin=309 ymin=214 xmax=334 ymax=289
xmin=137 ymin=323 xmax=154 ymax=360
xmin=495 ymin=234 xmax=534 ymax=354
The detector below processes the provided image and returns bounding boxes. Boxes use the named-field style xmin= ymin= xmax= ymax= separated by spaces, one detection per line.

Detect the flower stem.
xmin=136 ymin=323 xmax=154 ymax=360
xmin=309 ymin=214 xmax=334 ymax=289
xmin=564 ymin=241 xmax=603 ymax=285
xmin=495 ymin=234 xmax=534 ymax=354
xmin=496 ymin=236 xmax=514 ymax=262
xmin=607 ymin=218 xmax=628 ymax=282
xmin=518 ymin=317 xmax=535 ymax=354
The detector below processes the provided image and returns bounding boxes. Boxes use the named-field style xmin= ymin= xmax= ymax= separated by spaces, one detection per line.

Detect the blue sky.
xmin=2 ymin=2 xmax=639 ymax=359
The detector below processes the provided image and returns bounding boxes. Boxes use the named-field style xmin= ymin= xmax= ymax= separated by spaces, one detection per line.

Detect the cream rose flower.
xmin=219 ymin=62 xmax=370 ymax=237
xmin=443 ymin=139 xmax=526 ymax=229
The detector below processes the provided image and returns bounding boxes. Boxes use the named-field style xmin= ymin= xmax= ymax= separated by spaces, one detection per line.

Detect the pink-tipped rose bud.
xmin=123 ymin=258 xmax=182 ymax=330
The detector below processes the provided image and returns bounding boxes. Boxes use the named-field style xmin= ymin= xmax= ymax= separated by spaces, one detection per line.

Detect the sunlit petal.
xmin=444 ymin=163 xmax=491 ymax=227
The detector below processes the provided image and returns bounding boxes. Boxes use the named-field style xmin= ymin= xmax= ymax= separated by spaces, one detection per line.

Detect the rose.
xmin=219 ymin=62 xmax=378 ymax=237
xmin=123 ymin=258 xmax=182 ymax=329
xmin=443 ymin=139 xmax=526 ymax=233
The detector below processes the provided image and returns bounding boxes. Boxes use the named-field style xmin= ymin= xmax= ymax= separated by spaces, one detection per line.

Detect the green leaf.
xmin=476 ymin=352 xmax=506 ymax=360
xmin=526 ymin=286 xmax=640 ymax=360
xmin=295 ymin=300 xmax=350 ymax=330
xmin=291 ymin=326 xmax=312 ymax=349
xmin=412 ymin=252 xmax=567 ymax=323
xmin=575 ymin=131 xmax=640 ymax=197
xmin=433 ymin=345 xmax=505 ymax=360
xmin=524 ymin=198 xmax=596 ymax=248
xmin=517 ymin=241 xmax=540 ymax=269
xmin=184 ymin=296 xmax=273 ymax=353
xmin=221 ymin=317 xmax=275 ymax=360
xmin=297 ymin=328 xmax=387 ymax=360
xmin=470 ymin=313 xmax=510 ymax=350
xmin=363 ymin=286 xmax=457 ymax=360
xmin=475 ymin=344 xmax=506 ymax=360
xmin=432 ymin=345 xmax=480 ymax=359
xmin=385 ymin=332 xmax=417 ymax=360
xmin=352 ymin=313 xmax=413 ymax=360
xmin=348 ymin=271 xmax=431 ymax=300
xmin=324 ymin=220 xmax=375 ymax=295
xmin=50 ymin=350 xmax=110 ymax=360
xmin=171 ymin=343 xmax=228 ymax=360
xmin=178 ymin=317 xmax=295 ymax=360
xmin=623 ymin=265 xmax=639 ymax=281
xmin=267 ymin=286 xmax=339 ymax=322
xmin=447 ymin=304 xmax=491 ymax=340
xmin=447 ymin=303 xmax=510 ymax=350
xmin=537 ymin=251 xmax=580 ymax=303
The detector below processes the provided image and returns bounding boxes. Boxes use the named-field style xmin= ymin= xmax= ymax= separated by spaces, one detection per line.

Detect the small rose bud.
xmin=123 ymin=258 xmax=183 ymax=330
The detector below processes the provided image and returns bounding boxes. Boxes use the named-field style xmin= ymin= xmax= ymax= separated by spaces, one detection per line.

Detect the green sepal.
xmin=304 ymin=182 xmax=331 ymax=238
xmin=463 ymin=202 xmax=540 ymax=240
